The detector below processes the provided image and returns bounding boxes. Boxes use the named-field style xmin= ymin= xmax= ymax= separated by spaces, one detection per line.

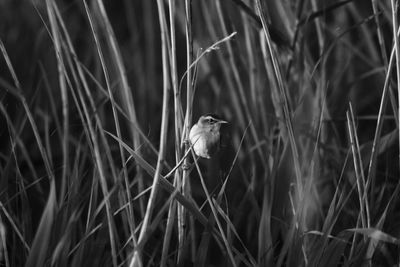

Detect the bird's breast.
xmin=189 ymin=126 xmax=220 ymax=158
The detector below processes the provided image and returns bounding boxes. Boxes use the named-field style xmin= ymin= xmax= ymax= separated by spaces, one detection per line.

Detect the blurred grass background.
xmin=1 ymin=0 xmax=400 ymax=266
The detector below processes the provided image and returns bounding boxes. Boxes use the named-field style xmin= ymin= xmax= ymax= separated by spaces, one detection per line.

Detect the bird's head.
xmin=197 ymin=114 xmax=228 ymax=131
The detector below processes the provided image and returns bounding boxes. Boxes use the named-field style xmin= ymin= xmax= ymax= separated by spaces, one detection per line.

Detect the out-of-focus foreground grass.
xmin=0 ymin=0 xmax=400 ymax=266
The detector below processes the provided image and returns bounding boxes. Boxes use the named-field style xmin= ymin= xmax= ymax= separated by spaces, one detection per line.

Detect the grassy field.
xmin=1 ymin=0 xmax=400 ymax=266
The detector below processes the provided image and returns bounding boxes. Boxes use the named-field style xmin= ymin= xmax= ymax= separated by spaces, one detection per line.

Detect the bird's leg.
xmin=181 ymin=138 xmax=193 ymax=171
xmin=182 ymin=153 xmax=197 ymax=172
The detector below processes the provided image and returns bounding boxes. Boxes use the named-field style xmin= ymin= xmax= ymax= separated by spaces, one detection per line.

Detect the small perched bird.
xmin=189 ymin=114 xmax=228 ymax=159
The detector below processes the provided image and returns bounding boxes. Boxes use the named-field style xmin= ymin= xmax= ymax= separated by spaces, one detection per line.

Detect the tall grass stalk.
xmin=392 ymin=0 xmax=400 ymax=174
xmin=346 ymin=104 xmax=368 ymax=230
xmin=366 ymin=27 xmax=399 ymax=212
xmin=180 ymin=0 xmax=194 ymax=264
xmin=45 ymin=0 xmax=69 ymax=202
xmin=161 ymin=0 xmax=182 ymax=265
xmin=130 ymin=0 xmax=171 ymax=265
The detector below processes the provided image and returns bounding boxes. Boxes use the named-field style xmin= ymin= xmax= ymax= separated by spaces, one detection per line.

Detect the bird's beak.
xmin=218 ymin=120 xmax=228 ymax=124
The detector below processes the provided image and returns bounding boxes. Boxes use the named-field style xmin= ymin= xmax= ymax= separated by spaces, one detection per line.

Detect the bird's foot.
xmin=182 ymin=139 xmax=191 ymax=147
xmin=182 ymin=163 xmax=192 ymax=171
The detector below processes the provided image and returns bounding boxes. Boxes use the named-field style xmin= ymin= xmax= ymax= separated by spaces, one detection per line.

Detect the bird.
xmin=189 ymin=114 xmax=228 ymax=159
